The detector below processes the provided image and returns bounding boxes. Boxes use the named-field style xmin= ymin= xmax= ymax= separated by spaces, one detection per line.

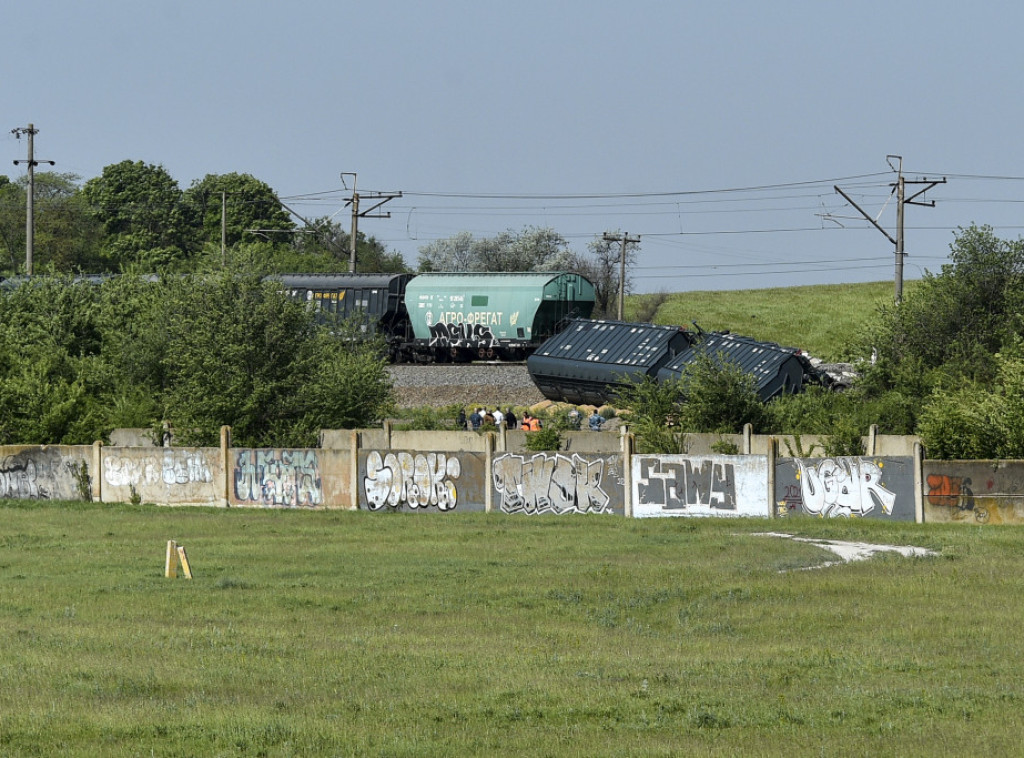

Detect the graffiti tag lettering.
xmin=363 ymin=451 xmax=460 ymax=511
xmin=795 ymin=458 xmax=895 ymax=517
xmin=428 ymin=322 xmax=499 ymax=348
xmin=234 ymin=450 xmax=322 ymax=507
xmin=0 ymin=457 xmax=44 ymax=498
xmin=104 ymin=451 xmax=213 ymax=488
xmin=635 ymin=458 xmax=737 ymax=511
xmin=926 ymin=474 xmax=987 ymax=521
xmin=492 ymin=453 xmax=611 ymax=514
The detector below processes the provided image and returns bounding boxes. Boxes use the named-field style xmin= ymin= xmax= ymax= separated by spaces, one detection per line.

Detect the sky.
xmin=5 ymin=1 xmax=1024 ymax=293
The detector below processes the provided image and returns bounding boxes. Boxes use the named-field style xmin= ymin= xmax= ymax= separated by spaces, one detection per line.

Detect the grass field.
xmin=2 ymin=500 xmax=1021 ymax=756
xmin=627 ymin=280 xmax=914 ymax=361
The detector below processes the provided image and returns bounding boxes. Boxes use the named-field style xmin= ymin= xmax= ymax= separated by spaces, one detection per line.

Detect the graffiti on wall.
xmin=492 ymin=453 xmax=615 ymax=515
xmin=635 ymin=458 xmax=737 ymax=512
xmin=104 ymin=451 xmax=213 ymax=488
xmin=926 ymin=474 xmax=987 ymax=522
xmin=234 ymin=449 xmax=322 ymax=507
xmin=1 ymin=456 xmax=43 ymax=498
xmin=790 ymin=458 xmax=895 ymax=518
xmin=363 ymin=451 xmax=461 ymax=511
xmin=428 ymin=321 xmax=499 ymax=348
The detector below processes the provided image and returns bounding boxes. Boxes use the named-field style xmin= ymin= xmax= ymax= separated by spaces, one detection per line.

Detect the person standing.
xmin=589 ymin=410 xmax=604 ymax=431
xmin=470 ymin=408 xmax=482 ymax=431
xmin=492 ymin=408 xmax=504 ymax=427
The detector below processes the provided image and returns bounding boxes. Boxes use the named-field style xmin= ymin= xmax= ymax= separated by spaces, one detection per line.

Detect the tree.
xmin=183 ymin=172 xmax=294 ymax=251
xmin=80 ymin=161 xmax=197 ymax=268
xmin=417 ymin=226 xmax=574 ymax=272
xmin=287 ymin=217 xmax=408 ymax=273
xmin=867 ymin=224 xmax=1024 ymax=389
xmin=566 ymin=232 xmax=639 ymax=319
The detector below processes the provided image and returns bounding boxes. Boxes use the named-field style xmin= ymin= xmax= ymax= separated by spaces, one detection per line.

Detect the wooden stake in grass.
xmin=176 ymin=544 xmax=194 ymax=579
xmin=165 ymin=540 xmax=194 ymax=579
xmin=165 ymin=540 xmax=178 ymax=578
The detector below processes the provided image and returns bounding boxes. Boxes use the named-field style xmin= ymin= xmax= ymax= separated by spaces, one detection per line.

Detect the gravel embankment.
xmin=387 ymin=363 xmax=547 ymax=409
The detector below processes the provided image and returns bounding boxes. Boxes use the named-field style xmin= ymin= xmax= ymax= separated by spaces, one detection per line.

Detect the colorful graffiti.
xmin=104 ymin=451 xmax=214 ymax=488
xmin=234 ymin=449 xmax=322 ymax=507
xmin=926 ymin=474 xmax=987 ymax=522
xmin=794 ymin=458 xmax=895 ymax=518
xmin=634 ymin=458 xmax=737 ymax=512
xmin=363 ymin=451 xmax=461 ymax=511
xmin=492 ymin=453 xmax=612 ymax=514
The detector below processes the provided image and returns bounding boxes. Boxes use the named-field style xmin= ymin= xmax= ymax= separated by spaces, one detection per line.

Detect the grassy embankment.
xmin=1 ymin=500 xmax=1020 ymax=756
xmin=628 ymin=280 xmax=909 ymax=361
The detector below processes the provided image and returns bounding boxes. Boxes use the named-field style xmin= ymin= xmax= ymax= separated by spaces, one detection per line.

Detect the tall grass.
xmin=629 ymin=280 xmax=912 ymax=361
xmin=1 ymin=500 xmax=1021 ymax=756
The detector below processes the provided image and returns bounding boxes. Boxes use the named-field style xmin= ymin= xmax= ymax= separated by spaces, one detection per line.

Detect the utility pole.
xmin=11 ymin=124 xmax=55 ymax=276
xmin=341 ymin=172 xmax=401 ymax=273
xmin=603 ymin=232 xmax=640 ymax=320
xmin=834 ymin=155 xmax=945 ymax=305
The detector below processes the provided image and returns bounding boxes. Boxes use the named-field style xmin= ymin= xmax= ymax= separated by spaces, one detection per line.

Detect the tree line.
xmin=1 ymin=161 xmax=636 ymax=319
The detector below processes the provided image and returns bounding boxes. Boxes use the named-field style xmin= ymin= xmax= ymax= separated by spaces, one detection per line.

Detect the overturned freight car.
xmin=526 ymin=319 xmax=696 ymax=406
xmin=527 ymin=318 xmax=830 ymax=406
xmin=656 ymin=331 xmax=831 ymax=401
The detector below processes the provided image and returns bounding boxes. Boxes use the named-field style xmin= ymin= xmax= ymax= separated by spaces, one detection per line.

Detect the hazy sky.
xmin=5 ymin=1 xmax=1023 ymax=292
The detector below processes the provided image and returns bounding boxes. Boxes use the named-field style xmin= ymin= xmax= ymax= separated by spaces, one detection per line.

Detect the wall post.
xmin=92 ymin=440 xmax=103 ymax=502
xmin=484 ymin=431 xmax=494 ymax=513
xmin=913 ymin=441 xmax=924 ymax=523
xmin=350 ymin=430 xmax=361 ymax=509
xmin=220 ymin=425 xmax=231 ymax=507
xmin=767 ymin=436 xmax=777 ymax=518
xmin=743 ymin=423 xmax=753 ymax=455
xmin=868 ymin=424 xmax=879 ymax=455
xmin=621 ymin=428 xmax=634 ymax=518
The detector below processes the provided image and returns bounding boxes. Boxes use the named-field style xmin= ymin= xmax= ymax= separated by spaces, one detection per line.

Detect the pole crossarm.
xmin=835 ymin=160 xmax=945 ymax=305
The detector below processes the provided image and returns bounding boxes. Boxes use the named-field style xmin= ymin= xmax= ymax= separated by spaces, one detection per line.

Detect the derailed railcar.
xmin=528 ymin=318 xmax=831 ymax=406
xmin=657 ymin=331 xmax=830 ymax=401
xmin=527 ymin=319 xmax=695 ymax=405
xmin=404 ymin=272 xmax=595 ymax=361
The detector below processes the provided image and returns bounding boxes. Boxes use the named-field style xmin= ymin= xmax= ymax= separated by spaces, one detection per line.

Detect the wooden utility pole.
xmin=11 ymin=124 xmax=55 ymax=276
xmin=603 ymin=232 xmax=640 ymax=320
xmin=834 ymin=156 xmax=945 ymax=305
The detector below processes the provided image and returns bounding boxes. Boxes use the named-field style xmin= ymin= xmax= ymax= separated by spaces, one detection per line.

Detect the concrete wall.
xmin=632 ymin=454 xmax=771 ymax=518
xmin=231 ymin=448 xmax=352 ymax=508
xmin=359 ymin=450 xmax=487 ymax=512
xmin=14 ymin=429 xmax=1024 ymax=529
xmin=774 ymin=456 xmax=917 ymax=520
xmin=492 ymin=452 xmax=626 ymax=516
xmin=102 ymin=447 xmax=221 ymax=506
xmin=0 ymin=445 xmax=93 ymax=501
xmin=922 ymin=460 xmax=1024 ymax=524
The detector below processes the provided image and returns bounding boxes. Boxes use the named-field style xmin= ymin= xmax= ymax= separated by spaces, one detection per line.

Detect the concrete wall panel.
xmin=359 ymin=450 xmax=487 ymax=513
xmin=492 ymin=452 xmax=626 ymax=516
xmin=102 ymin=447 xmax=220 ymax=505
xmin=0 ymin=445 xmax=93 ymax=501
xmin=775 ymin=456 xmax=915 ymax=520
xmin=632 ymin=455 xmax=770 ymax=518
xmin=231 ymin=448 xmax=336 ymax=508
xmin=922 ymin=460 xmax=1024 ymax=524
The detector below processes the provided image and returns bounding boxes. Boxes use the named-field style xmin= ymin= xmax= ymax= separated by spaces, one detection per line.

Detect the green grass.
xmin=628 ymin=280 xmax=915 ymax=361
xmin=1 ymin=500 xmax=1022 ymax=756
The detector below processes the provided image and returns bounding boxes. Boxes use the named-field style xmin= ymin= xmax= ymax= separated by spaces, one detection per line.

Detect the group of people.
xmin=457 ymin=406 xmax=604 ymax=431
xmin=459 ymin=407 xmax=518 ymax=431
